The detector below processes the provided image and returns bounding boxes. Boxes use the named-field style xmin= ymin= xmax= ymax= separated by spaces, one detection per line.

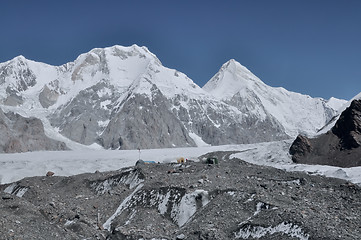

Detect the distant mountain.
xmin=0 ymin=45 xmax=346 ymax=151
xmin=203 ymin=59 xmax=346 ymax=137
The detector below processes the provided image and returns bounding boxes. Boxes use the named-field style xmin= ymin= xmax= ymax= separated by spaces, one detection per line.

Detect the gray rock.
xmin=98 ymin=88 xmax=196 ymax=150
xmin=0 ymin=108 xmax=68 ymax=153
xmin=39 ymin=85 xmax=59 ymax=108
xmin=50 ymin=81 xmax=114 ymax=145
xmin=176 ymin=233 xmax=186 ymax=239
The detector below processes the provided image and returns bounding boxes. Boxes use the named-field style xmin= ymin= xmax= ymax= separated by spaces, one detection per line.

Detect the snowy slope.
xmin=0 ymin=45 xmax=290 ymax=150
xmin=203 ymin=59 xmax=347 ymax=137
xmin=0 ymin=45 xmax=211 ymax=148
xmin=0 ymin=45 xmax=347 ymax=151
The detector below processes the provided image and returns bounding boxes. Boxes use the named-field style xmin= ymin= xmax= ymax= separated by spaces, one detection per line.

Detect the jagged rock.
xmin=0 ymin=108 xmax=68 ymax=153
xmin=3 ymin=87 xmax=24 ymax=106
xmin=49 ymin=82 xmax=114 ymax=145
xmin=289 ymin=135 xmax=312 ymax=163
xmin=290 ymin=99 xmax=361 ymax=167
xmin=332 ymin=99 xmax=361 ymax=149
xmin=97 ymin=90 xmax=196 ymax=150
xmin=39 ymin=85 xmax=59 ymax=108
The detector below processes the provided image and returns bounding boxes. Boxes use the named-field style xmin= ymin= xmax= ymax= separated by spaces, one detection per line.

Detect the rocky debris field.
xmin=1 ymin=151 xmax=361 ymax=240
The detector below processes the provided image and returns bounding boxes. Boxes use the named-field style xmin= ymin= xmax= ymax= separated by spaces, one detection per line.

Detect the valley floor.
xmin=1 ymin=140 xmax=361 ymax=186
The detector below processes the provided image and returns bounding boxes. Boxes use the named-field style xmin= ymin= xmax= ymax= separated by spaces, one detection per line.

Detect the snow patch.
xmin=254 ymin=202 xmax=270 ymax=216
xmin=235 ymin=222 xmax=309 ymax=240
xmin=100 ymin=100 xmax=111 ymax=109
xmin=188 ymin=132 xmax=210 ymax=147
xmin=4 ymin=183 xmax=28 ymax=197
xmin=172 ymin=189 xmax=209 ymax=226
xmin=91 ymin=169 xmax=144 ymax=195
xmin=103 ymin=183 xmax=144 ymax=231
xmin=97 ymin=88 xmax=111 ymax=98
xmin=98 ymin=119 xmax=110 ymax=128
xmin=158 ymin=191 xmax=171 ymax=215
xmin=64 ymin=220 xmax=76 ymax=227
xmin=227 ymin=191 xmax=236 ymax=196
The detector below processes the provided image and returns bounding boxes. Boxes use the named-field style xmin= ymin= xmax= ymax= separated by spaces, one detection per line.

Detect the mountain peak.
xmin=203 ymin=59 xmax=260 ymax=100
xmin=78 ymin=44 xmax=163 ymax=69
xmin=8 ymin=55 xmax=27 ymax=65
xmin=221 ymin=59 xmax=252 ymax=75
xmin=14 ymin=55 xmax=26 ymax=61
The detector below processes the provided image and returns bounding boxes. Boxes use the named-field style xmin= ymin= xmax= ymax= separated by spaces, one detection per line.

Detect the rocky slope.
xmin=1 ymin=151 xmax=360 ymax=239
xmin=0 ymin=45 xmax=345 ymax=151
xmin=290 ymin=99 xmax=361 ymax=167
xmin=0 ymin=107 xmax=67 ymax=153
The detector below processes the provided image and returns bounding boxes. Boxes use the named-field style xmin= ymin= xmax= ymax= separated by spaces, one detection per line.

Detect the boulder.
xmin=289 ymin=135 xmax=312 ymax=163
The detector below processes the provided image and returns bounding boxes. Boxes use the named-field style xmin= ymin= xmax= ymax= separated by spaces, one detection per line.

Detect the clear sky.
xmin=1 ymin=0 xmax=360 ymax=100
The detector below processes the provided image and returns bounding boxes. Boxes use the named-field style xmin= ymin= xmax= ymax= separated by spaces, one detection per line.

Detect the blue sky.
xmin=1 ymin=0 xmax=360 ymax=100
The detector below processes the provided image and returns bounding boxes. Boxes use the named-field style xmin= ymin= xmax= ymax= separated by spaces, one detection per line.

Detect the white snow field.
xmin=1 ymin=140 xmax=361 ymax=186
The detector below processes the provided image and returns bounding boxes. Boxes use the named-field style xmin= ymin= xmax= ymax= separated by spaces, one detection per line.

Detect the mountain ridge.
xmin=203 ymin=59 xmax=347 ymax=137
xmin=0 ymin=45 xmax=347 ymax=152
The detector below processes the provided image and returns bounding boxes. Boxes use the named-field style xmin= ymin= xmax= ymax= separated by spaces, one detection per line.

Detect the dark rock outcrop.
xmin=289 ymin=135 xmax=312 ymax=163
xmin=332 ymin=99 xmax=361 ymax=149
xmin=290 ymin=99 xmax=361 ymax=167
xmin=0 ymin=108 xmax=68 ymax=153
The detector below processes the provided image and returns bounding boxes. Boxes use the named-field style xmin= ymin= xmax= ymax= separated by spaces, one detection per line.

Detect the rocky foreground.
xmin=1 ymin=151 xmax=361 ymax=240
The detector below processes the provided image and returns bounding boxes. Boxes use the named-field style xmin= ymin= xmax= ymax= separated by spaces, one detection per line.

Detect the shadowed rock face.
xmin=289 ymin=135 xmax=312 ymax=159
xmin=290 ymin=99 xmax=361 ymax=168
xmin=0 ymin=108 xmax=68 ymax=153
xmin=332 ymin=100 xmax=361 ymax=149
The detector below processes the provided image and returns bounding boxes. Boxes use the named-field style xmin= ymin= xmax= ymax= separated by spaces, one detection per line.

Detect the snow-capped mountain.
xmin=203 ymin=59 xmax=347 ymax=137
xmin=0 ymin=45 xmax=346 ymax=151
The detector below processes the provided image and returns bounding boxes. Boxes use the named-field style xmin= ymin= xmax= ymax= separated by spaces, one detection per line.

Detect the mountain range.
xmin=0 ymin=44 xmax=348 ymax=152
